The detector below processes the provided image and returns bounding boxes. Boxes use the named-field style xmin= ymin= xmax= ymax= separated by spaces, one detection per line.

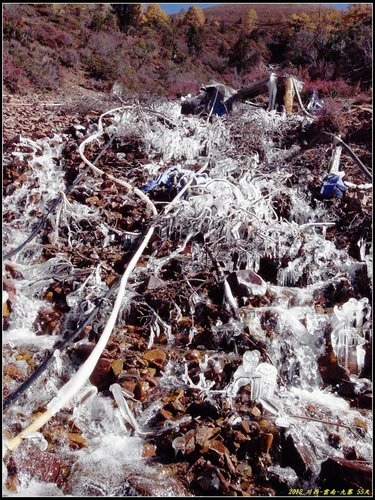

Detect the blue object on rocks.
xmin=141 ymin=168 xmax=179 ymax=193
xmin=320 ymin=174 xmax=347 ymax=199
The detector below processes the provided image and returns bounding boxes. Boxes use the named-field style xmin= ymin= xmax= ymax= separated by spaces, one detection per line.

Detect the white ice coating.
xmin=331 ymin=297 xmax=371 ymax=373
xmin=3 ymin=134 xmax=67 ymax=262
xmin=2 ymin=100 xmax=372 ymax=494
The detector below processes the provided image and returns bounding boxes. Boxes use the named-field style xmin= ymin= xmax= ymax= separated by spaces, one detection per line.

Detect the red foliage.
xmin=168 ymin=79 xmax=201 ymax=98
xmin=304 ymin=78 xmax=355 ymax=98
xmin=34 ymin=24 xmax=74 ymax=49
xmin=3 ymin=52 xmax=30 ymax=93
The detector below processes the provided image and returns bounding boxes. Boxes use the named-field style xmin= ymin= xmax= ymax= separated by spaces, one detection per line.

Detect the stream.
xmin=2 ymin=99 xmax=372 ymax=496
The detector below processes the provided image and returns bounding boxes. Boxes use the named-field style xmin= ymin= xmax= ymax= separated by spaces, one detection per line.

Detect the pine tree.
xmin=111 ymin=4 xmax=142 ymax=34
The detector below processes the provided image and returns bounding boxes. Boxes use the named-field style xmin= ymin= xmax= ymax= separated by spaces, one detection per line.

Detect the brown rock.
xmin=111 ymin=358 xmax=123 ymax=376
xmin=195 ymin=425 xmax=221 ymax=447
xmin=68 ymin=432 xmax=89 ymax=449
xmin=319 ymin=457 xmax=372 ymax=490
xmin=33 ymin=307 xmax=62 ymax=335
xmin=11 ymin=451 xmax=70 ymax=487
xmin=142 ymin=443 xmax=157 ymax=458
xmin=89 ymin=357 xmax=115 ymax=391
xmin=259 ymin=432 xmax=273 ymax=454
xmin=3 ymin=363 xmax=27 ymax=382
xmin=281 ymin=431 xmax=316 ymax=478
xmin=318 ymin=352 xmax=351 ymax=386
xmin=158 ymin=408 xmax=174 ymax=421
xmin=134 ymin=380 xmax=151 ymax=402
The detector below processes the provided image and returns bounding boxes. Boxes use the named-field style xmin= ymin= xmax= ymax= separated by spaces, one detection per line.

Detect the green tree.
xmin=111 ymin=4 xmax=142 ymax=34
xmin=228 ymin=34 xmax=249 ymax=74
xmin=186 ymin=24 xmax=204 ymax=56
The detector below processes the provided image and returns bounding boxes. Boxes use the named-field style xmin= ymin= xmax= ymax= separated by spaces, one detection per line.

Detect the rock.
xmin=67 ymin=432 xmax=88 ymax=449
xmin=147 ymin=274 xmax=166 ymax=290
xmin=195 ymin=425 xmax=221 ymax=447
xmin=10 ymin=450 xmax=70 ymax=487
xmin=226 ymin=270 xmax=267 ymax=305
xmin=89 ymin=356 xmax=116 ymax=391
xmin=123 ymin=467 xmax=192 ymax=496
xmin=259 ymin=432 xmax=274 ymax=454
xmin=319 ymin=457 xmax=372 ymax=490
xmin=143 ymin=348 xmax=167 ymax=366
xmin=134 ymin=380 xmax=151 ymax=402
xmin=318 ymin=352 xmax=351 ymax=386
xmin=111 ymin=358 xmax=124 ymax=376
xmin=281 ymin=432 xmax=316 ymax=478
xmin=3 ymin=363 xmax=27 ymax=382
xmin=32 ymin=306 xmax=62 ymax=335
xmin=142 ymin=443 xmax=157 ymax=458
xmin=192 ymin=458 xmax=231 ymax=495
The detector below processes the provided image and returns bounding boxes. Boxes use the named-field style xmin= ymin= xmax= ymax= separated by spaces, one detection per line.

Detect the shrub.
xmin=3 ymin=52 xmax=30 ymax=93
xmin=88 ymin=9 xmax=118 ymax=32
xmin=81 ymin=31 xmax=125 ymax=80
xmin=85 ymin=53 xmax=117 ymax=81
xmin=59 ymin=48 xmax=80 ymax=68
xmin=22 ymin=45 xmax=61 ymax=90
xmin=34 ymin=24 xmax=74 ymax=49
xmin=200 ymin=52 xmax=227 ymax=73
xmin=315 ymin=98 xmax=345 ymax=134
xmin=168 ymin=79 xmax=200 ymax=98
xmin=304 ymin=78 xmax=354 ymax=98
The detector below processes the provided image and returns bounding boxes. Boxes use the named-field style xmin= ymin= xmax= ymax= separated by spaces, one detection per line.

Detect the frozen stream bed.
xmin=2 ymin=99 xmax=372 ymax=496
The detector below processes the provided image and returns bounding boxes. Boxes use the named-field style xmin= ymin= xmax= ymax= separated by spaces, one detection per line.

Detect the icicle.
xmin=250 ymin=363 xmax=277 ymax=401
xmin=53 ymin=349 xmax=62 ymax=376
xmin=109 ymin=383 xmax=143 ymax=435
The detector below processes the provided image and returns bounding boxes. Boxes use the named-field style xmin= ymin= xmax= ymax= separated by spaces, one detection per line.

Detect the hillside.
xmin=3 ymin=3 xmax=372 ymax=102
xmin=203 ymin=2 xmax=332 ymax=23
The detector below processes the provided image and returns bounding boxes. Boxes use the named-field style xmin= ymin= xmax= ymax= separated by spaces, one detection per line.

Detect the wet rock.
xmin=265 ymin=465 xmax=298 ymax=495
xmin=3 ymin=363 xmax=28 ymax=382
xmin=123 ymin=467 xmax=192 ymax=496
xmin=201 ymin=439 xmax=229 ymax=465
xmin=187 ymin=399 xmax=220 ymax=420
xmin=343 ymin=446 xmax=362 ymax=460
xmin=355 ymin=390 xmax=372 ymax=409
xmin=192 ymin=458 xmax=231 ymax=495
xmin=328 ymin=433 xmax=341 ymax=449
xmin=5 ymin=263 xmax=23 ymax=279
xmin=67 ymin=432 xmax=89 ymax=449
xmin=143 ymin=348 xmax=167 ymax=370
xmin=259 ymin=432 xmax=274 ymax=454
xmin=111 ymin=358 xmax=124 ymax=376
xmin=319 ymin=457 xmax=372 ymax=490
xmin=195 ymin=425 xmax=221 ymax=447
xmin=90 ymin=356 xmax=116 ymax=391
xmin=32 ymin=306 xmax=62 ymax=335
xmin=318 ymin=351 xmax=351 ymax=386
xmin=9 ymin=450 xmax=70 ymax=487
xmin=281 ymin=431 xmax=316 ymax=478
xmin=134 ymin=380 xmax=151 ymax=402
xmin=142 ymin=443 xmax=157 ymax=458
xmin=147 ymin=274 xmax=166 ymax=290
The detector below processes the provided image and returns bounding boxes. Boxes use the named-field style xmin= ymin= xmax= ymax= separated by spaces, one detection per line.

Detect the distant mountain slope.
xmin=203 ymin=2 xmax=334 ymax=23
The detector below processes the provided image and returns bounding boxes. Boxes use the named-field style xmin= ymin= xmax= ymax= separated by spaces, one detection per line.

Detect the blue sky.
xmin=159 ymin=3 xmax=351 ymax=15
xmin=160 ymin=4 xmax=220 ymax=14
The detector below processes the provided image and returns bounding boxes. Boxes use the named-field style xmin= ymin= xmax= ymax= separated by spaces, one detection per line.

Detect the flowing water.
xmin=2 ymin=100 xmax=372 ymax=495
